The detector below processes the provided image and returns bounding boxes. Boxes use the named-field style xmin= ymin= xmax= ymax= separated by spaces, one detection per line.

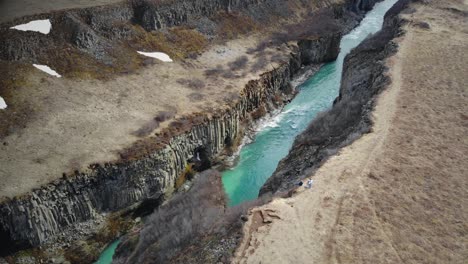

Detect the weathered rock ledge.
xmin=260 ymin=0 xmax=412 ymax=196
xmin=0 ymin=0 xmax=380 ymax=258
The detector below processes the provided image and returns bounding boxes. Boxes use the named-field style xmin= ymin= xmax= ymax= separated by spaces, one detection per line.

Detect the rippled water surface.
xmin=222 ymin=0 xmax=399 ymax=206
xmin=97 ymin=0 xmax=399 ymax=261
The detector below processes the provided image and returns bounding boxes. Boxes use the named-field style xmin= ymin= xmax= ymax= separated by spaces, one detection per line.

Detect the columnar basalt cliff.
xmin=260 ymin=0 xmax=411 ymax=196
xmin=0 ymin=52 xmax=300 ymax=249
xmin=298 ymin=33 xmax=342 ymax=64
xmin=0 ymin=0 xmax=383 ymax=255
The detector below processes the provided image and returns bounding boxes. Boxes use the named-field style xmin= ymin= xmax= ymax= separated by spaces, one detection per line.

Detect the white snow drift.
xmin=137 ymin=51 xmax=173 ymax=62
xmin=33 ymin=64 xmax=61 ymax=77
xmin=0 ymin=97 xmax=7 ymax=110
xmin=11 ymin=19 xmax=52 ymax=34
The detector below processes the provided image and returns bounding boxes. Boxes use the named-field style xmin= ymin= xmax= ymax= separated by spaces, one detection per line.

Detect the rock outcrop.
xmin=298 ymin=33 xmax=342 ymax=64
xmin=0 ymin=46 xmax=304 ymax=250
xmin=260 ymin=0 xmax=411 ymax=196
xmin=0 ymin=0 xmax=384 ymax=255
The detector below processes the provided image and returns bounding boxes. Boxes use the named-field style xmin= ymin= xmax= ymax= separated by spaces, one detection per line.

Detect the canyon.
xmin=0 ymin=0 xmax=381 ymax=262
xmin=1 ymin=0 xmax=466 ymax=263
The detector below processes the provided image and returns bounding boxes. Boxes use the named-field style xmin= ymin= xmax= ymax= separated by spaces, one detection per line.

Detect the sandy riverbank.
xmin=234 ymin=0 xmax=468 ymax=263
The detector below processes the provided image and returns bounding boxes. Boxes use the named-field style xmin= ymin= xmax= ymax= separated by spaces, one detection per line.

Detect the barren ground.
xmin=0 ymin=34 xmax=292 ymax=198
xmin=234 ymin=1 xmax=468 ymax=263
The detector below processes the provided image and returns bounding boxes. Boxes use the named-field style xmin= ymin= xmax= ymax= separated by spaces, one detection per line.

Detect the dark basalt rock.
xmin=0 ymin=44 xmax=303 ymax=250
xmin=260 ymin=0 xmax=413 ymax=196
xmin=298 ymin=32 xmax=342 ymax=64
xmin=0 ymin=0 xmax=389 ymax=253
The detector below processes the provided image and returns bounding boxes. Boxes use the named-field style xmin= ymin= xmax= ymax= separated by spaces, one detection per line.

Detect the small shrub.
xmin=227 ymin=56 xmax=249 ymax=71
xmin=251 ymin=55 xmax=268 ymax=72
xmin=271 ymin=53 xmax=285 ymax=63
xmin=174 ymin=167 xmax=186 ymax=189
xmin=113 ymin=169 xmax=273 ymax=263
xmin=132 ymin=120 xmax=159 ymax=137
xmin=132 ymin=111 xmax=175 ymax=137
xmin=204 ymin=65 xmax=224 ymax=78
xmin=251 ymin=105 xmax=267 ymax=120
xmin=215 ymin=12 xmax=258 ymax=40
xmin=223 ymin=92 xmax=240 ymax=103
xmin=221 ymin=70 xmax=237 ymax=79
xmin=129 ymin=25 xmax=207 ymax=59
xmin=123 ymin=170 xmax=225 ymax=263
xmin=154 ymin=111 xmax=175 ymax=122
xmin=177 ymin=78 xmax=206 ymax=90
xmin=187 ymin=93 xmax=204 ymax=101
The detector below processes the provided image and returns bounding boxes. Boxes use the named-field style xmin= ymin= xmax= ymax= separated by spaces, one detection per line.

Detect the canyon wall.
xmin=0 ymin=44 xmax=303 ymax=249
xmin=0 ymin=0 xmax=381 ymax=252
xmin=298 ymin=33 xmax=342 ymax=64
xmin=260 ymin=0 xmax=411 ymax=196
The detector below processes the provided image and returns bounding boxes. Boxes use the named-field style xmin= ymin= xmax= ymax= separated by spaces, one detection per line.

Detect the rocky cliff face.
xmin=298 ymin=33 xmax=342 ymax=64
xmin=0 ymin=0 xmax=383 ymax=255
xmin=0 ymin=46 xmax=304 ymax=250
xmin=0 ymin=0 xmax=306 ymax=66
xmin=260 ymin=0 xmax=411 ymax=196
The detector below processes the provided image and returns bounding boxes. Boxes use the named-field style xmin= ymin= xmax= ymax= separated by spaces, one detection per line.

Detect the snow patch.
xmin=33 ymin=64 xmax=61 ymax=77
xmin=11 ymin=19 xmax=52 ymax=34
xmin=0 ymin=97 xmax=7 ymax=109
xmin=137 ymin=51 xmax=173 ymax=62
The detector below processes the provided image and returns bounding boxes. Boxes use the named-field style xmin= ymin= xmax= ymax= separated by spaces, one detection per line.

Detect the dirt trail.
xmin=234 ymin=1 xmax=468 ymax=263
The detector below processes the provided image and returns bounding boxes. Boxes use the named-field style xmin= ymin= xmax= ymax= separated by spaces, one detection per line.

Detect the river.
xmin=96 ymin=0 xmax=398 ymax=262
xmin=221 ymin=0 xmax=399 ymax=206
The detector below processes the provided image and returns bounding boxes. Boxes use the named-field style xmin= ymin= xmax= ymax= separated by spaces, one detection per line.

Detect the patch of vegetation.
xmin=175 ymin=163 xmax=196 ymax=189
xmin=119 ymin=113 xmax=208 ymax=162
xmin=44 ymin=41 xmax=143 ymax=80
xmin=228 ymin=56 xmax=249 ymax=71
xmin=204 ymin=57 xmax=249 ymax=79
xmin=64 ymin=240 xmax=101 ymax=264
xmin=113 ymin=170 xmax=271 ymax=263
xmin=154 ymin=111 xmax=176 ymax=122
xmin=250 ymin=105 xmax=267 ymax=120
xmin=252 ymin=8 xmax=341 ymax=52
xmin=215 ymin=11 xmax=258 ymax=40
xmin=0 ymin=62 xmax=34 ymax=139
xmin=131 ymin=111 xmax=176 ymax=137
xmin=6 ymin=248 xmax=47 ymax=264
xmin=95 ymin=216 xmax=134 ymax=244
xmin=64 ymin=214 xmax=134 ymax=264
xmin=204 ymin=64 xmax=224 ymax=78
xmin=223 ymin=92 xmax=240 ymax=103
xmin=187 ymin=92 xmax=204 ymax=101
xmin=251 ymin=55 xmax=268 ymax=72
xmin=132 ymin=119 xmax=160 ymax=137
xmin=129 ymin=25 xmax=208 ymax=59
xmin=176 ymin=78 xmax=206 ymax=90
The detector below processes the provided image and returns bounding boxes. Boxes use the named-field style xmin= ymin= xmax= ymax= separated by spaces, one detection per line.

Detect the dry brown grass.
xmin=215 ymin=12 xmax=259 ymax=40
xmin=129 ymin=25 xmax=207 ymax=59
xmin=250 ymin=105 xmax=267 ymax=120
xmin=64 ymin=214 xmax=133 ymax=264
xmin=0 ymin=62 xmax=34 ymax=139
xmin=118 ymin=113 xmax=208 ymax=162
xmin=175 ymin=163 xmax=195 ymax=189
xmin=234 ymin=1 xmax=468 ymax=263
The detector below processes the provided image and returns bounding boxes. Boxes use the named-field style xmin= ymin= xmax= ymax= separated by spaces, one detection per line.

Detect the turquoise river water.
xmin=96 ymin=0 xmax=398 ymax=262
xmin=221 ymin=0 xmax=399 ymax=206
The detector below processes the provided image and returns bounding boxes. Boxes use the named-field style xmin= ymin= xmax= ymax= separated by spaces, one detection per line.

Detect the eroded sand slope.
xmin=235 ymin=1 xmax=468 ymax=263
